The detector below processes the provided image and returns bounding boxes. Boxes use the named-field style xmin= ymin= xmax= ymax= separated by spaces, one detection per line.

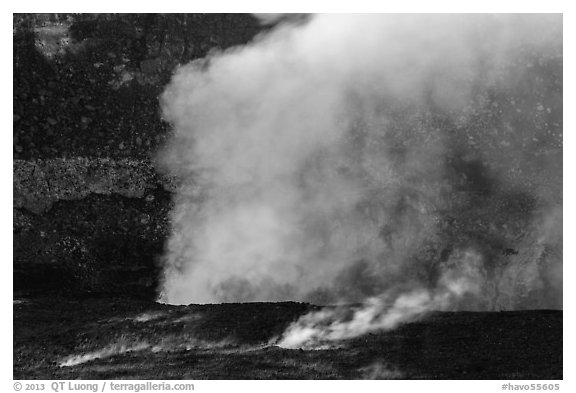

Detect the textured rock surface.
xmin=14 ymin=158 xmax=176 ymax=213
xmin=13 ymin=299 xmax=562 ymax=379
xmin=13 ymin=13 xmax=264 ymax=298
xmin=13 ymin=13 xmax=262 ymax=160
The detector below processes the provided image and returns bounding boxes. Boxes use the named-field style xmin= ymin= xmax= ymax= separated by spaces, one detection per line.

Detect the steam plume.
xmin=277 ymin=249 xmax=484 ymax=348
xmin=157 ymin=14 xmax=562 ymax=319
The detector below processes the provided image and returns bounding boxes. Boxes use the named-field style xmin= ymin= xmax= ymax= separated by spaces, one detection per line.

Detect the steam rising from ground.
xmin=60 ymin=341 xmax=150 ymax=367
xmin=157 ymin=14 xmax=562 ymax=320
xmin=277 ymin=249 xmax=483 ymax=348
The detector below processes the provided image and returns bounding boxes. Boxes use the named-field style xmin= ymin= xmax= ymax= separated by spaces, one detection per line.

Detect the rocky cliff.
xmin=13 ymin=13 xmax=263 ymax=298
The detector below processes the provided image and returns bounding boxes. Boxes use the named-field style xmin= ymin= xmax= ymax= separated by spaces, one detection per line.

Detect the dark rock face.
xmin=14 ymin=189 xmax=172 ymax=299
xmin=13 ymin=14 xmax=264 ymax=299
xmin=13 ymin=13 xmax=262 ymax=160
xmin=14 ymin=158 xmax=177 ymax=213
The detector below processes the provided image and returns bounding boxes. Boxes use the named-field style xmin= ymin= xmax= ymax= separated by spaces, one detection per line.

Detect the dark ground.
xmin=13 ymin=297 xmax=562 ymax=379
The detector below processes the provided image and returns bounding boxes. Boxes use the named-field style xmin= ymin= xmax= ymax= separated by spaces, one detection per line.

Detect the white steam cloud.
xmin=277 ymin=249 xmax=484 ymax=348
xmin=157 ymin=13 xmax=562 ymax=324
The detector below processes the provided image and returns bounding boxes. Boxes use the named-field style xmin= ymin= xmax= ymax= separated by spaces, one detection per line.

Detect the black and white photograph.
xmin=12 ymin=9 xmax=564 ymax=382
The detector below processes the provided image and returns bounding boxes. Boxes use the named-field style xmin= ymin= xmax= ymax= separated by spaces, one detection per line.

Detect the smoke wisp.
xmin=277 ymin=249 xmax=483 ymax=348
xmin=157 ymin=13 xmax=562 ymax=327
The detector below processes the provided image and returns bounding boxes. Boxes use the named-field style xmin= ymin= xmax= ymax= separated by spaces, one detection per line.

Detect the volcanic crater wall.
xmin=13 ymin=14 xmax=263 ymax=298
xmin=13 ymin=14 xmax=562 ymax=310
